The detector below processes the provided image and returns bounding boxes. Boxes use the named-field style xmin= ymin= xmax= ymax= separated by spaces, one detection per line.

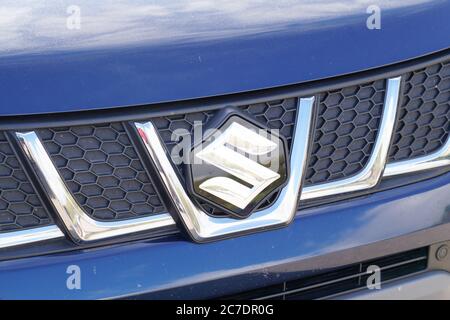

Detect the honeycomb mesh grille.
xmin=304 ymin=80 xmax=386 ymax=185
xmin=0 ymin=132 xmax=53 ymax=232
xmin=152 ymin=111 xmax=216 ymax=179
xmin=2 ymin=59 xmax=446 ymax=231
xmin=388 ymin=61 xmax=450 ymax=162
xmin=38 ymin=123 xmax=166 ymax=221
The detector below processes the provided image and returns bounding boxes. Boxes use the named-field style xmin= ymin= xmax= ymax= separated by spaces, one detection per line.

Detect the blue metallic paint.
xmin=0 ymin=173 xmax=448 ymax=299
xmin=0 ymin=0 xmax=449 ymax=300
xmin=0 ymin=0 xmax=449 ymax=115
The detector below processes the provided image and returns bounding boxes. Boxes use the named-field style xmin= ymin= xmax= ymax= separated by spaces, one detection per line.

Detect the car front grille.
xmin=0 ymin=52 xmax=448 ymax=251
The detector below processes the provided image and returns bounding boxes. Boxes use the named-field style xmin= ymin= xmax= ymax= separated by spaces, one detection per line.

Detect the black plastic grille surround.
xmin=38 ymin=123 xmax=166 ymax=221
xmin=388 ymin=61 xmax=450 ymax=162
xmin=304 ymin=80 xmax=385 ymax=185
xmin=0 ymin=132 xmax=53 ymax=232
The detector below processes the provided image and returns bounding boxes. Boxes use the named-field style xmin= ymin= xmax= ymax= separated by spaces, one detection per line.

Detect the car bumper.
xmin=0 ymin=171 xmax=448 ymax=299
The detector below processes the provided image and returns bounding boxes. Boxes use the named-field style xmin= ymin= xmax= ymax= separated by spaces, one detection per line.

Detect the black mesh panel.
xmin=0 ymin=132 xmax=53 ymax=232
xmin=388 ymin=61 xmax=450 ymax=162
xmin=304 ymin=80 xmax=386 ymax=185
xmin=38 ymin=123 xmax=166 ymax=221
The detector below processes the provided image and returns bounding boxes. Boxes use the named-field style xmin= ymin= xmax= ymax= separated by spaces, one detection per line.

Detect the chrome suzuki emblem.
xmin=187 ymin=115 xmax=288 ymax=218
xmin=196 ymin=122 xmax=281 ymax=210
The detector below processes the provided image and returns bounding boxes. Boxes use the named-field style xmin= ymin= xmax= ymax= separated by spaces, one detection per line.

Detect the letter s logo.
xmin=196 ymin=122 xmax=281 ymax=209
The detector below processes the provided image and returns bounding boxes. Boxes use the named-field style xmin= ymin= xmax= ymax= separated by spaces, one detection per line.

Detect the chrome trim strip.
xmin=384 ymin=138 xmax=450 ymax=177
xmin=0 ymin=225 xmax=64 ymax=249
xmin=300 ymin=77 xmax=402 ymax=200
xmin=16 ymin=132 xmax=175 ymax=242
xmin=135 ymin=97 xmax=315 ymax=242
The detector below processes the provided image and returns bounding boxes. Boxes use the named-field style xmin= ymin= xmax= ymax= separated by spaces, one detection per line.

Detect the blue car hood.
xmin=0 ymin=0 xmax=449 ymax=116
